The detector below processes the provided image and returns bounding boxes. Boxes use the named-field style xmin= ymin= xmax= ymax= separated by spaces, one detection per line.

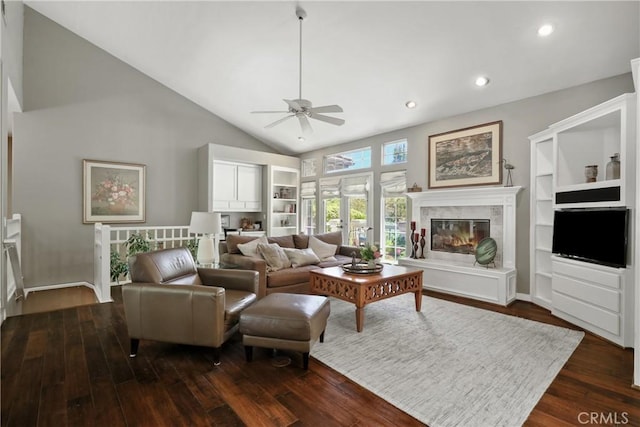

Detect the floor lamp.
xmin=189 ymin=212 xmax=222 ymax=266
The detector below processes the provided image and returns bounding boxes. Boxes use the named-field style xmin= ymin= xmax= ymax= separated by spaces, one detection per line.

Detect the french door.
xmin=321 ymin=173 xmax=372 ymax=246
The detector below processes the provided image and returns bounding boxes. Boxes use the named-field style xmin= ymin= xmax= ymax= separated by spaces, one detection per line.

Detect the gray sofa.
xmin=219 ymin=231 xmax=361 ymax=298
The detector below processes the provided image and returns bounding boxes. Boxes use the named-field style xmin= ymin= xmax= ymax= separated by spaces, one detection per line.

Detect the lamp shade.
xmin=189 ymin=212 xmax=221 ymax=235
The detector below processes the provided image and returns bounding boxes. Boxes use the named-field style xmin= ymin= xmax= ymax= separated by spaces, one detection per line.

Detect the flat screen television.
xmin=551 ymin=208 xmax=629 ymax=268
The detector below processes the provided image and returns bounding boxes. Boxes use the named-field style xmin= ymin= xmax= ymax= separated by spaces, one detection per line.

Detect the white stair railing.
xmin=94 ymin=223 xmax=194 ymax=303
xmin=4 ymin=214 xmax=23 ymax=301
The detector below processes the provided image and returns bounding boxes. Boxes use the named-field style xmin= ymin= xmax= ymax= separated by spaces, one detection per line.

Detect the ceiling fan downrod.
xmin=296 ymin=7 xmax=306 ymax=101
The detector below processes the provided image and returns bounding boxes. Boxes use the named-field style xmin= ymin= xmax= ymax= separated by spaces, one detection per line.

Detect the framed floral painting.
xmin=83 ymin=159 xmax=146 ymax=223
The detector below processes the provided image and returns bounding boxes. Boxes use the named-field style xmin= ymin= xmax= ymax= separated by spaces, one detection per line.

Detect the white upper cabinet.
xmin=212 ymin=161 xmax=262 ymax=212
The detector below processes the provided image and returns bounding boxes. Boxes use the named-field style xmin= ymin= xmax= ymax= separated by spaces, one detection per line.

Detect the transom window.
xmin=382 ymin=139 xmax=408 ymax=165
xmin=301 ymin=158 xmax=317 ymax=177
xmin=324 ymin=147 xmax=371 ymax=174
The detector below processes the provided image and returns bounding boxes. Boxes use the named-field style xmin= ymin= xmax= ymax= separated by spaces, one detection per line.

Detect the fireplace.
xmin=401 ymin=186 xmax=522 ymax=306
xmin=431 ymin=219 xmax=490 ymax=255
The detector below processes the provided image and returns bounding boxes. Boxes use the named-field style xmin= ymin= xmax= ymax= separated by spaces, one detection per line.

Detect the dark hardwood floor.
xmin=1 ymin=287 xmax=638 ymax=426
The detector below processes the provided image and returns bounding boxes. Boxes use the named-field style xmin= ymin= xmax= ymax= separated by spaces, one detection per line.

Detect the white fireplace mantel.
xmin=401 ymin=186 xmax=523 ymax=306
xmin=406 ymin=186 xmax=522 ymax=268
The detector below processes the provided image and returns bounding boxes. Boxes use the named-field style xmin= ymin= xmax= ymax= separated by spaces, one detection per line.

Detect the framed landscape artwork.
xmin=83 ymin=159 xmax=146 ymax=223
xmin=428 ymin=121 xmax=503 ymax=189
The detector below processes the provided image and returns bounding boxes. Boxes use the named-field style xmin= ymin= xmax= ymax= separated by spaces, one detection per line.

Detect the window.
xmin=380 ymin=171 xmax=407 ymax=263
xmin=382 ymin=139 xmax=408 ymax=165
xmin=300 ymin=181 xmax=317 ymax=235
xmin=319 ymin=173 xmax=373 ymax=245
xmin=324 ymin=147 xmax=371 ymax=174
xmin=301 ymin=158 xmax=317 ymax=177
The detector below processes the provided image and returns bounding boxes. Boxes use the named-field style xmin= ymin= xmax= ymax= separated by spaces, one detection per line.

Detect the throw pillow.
xmin=237 ymin=235 xmax=269 ymax=258
xmin=283 ymin=247 xmax=321 ymax=267
xmin=308 ymin=235 xmax=337 ymax=261
xmin=257 ymin=243 xmax=291 ymax=272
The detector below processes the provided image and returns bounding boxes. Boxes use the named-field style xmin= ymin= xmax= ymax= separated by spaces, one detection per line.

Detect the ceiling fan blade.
xmin=308 ymin=104 xmax=343 ymax=114
xmin=310 ymin=113 xmax=345 ymax=126
xmin=251 ymin=110 xmax=289 ymax=114
xmin=265 ymin=115 xmax=295 ymax=128
xmin=298 ymin=115 xmax=313 ymax=134
xmin=284 ymin=99 xmax=302 ymax=111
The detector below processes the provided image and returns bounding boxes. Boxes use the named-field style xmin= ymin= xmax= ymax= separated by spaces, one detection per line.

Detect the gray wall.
xmin=14 ymin=7 xmax=277 ymax=288
xmin=299 ymin=73 xmax=635 ymax=294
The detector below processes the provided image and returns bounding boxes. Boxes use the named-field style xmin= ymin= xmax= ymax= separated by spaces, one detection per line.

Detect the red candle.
xmin=421 ymin=228 xmax=426 ymax=236
xmin=415 ymin=232 xmax=420 ymax=241
xmin=410 ymin=221 xmax=416 ymax=230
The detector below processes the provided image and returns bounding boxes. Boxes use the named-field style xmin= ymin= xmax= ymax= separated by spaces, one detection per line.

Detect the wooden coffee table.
xmin=309 ymin=264 xmax=423 ymax=332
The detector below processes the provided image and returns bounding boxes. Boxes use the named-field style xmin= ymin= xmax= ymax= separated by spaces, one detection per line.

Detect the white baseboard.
xmin=23 ymin=281 xmax=92 ymax=296
xmin=516 ymin=293 xmax=532 ymax=302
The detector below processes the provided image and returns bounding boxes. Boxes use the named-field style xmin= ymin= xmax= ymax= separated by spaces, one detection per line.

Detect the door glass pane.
xmin=301 ymin=198 xmax=316 ymax=235
xmin=347 ymin=197 xmax=368 ymax=247
xmin=324 ymin=198 xmax=341 ymax=233
xmin=383 ymin=196 xmax=407 ymax=263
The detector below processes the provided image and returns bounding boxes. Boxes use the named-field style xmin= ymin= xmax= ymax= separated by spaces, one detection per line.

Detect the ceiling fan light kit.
xmin=251 ymin=7 xmax=344 ymax=134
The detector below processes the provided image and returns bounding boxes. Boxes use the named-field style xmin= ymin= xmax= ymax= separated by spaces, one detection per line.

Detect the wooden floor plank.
xmin=1 ymin=286 xmax=638 ymax=427
xmin=205 ymin=369 xmax=298 ymax=427
xmin=37 ymin=382 xmax=66 ymax=427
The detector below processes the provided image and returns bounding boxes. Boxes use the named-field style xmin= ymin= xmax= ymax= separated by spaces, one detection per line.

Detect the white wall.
xmin=299 ymin=73 xmax=635 ymax=294
xmin=13 ymin=7 xmax=277 ymax=288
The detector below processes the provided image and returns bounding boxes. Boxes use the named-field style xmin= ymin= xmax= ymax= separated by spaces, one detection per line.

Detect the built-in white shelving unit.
xmin=529 ymin=131 xmax=554 ymax=310
xmin=268 ymin=166 xmax=299 ymax=237
xmin=529 ymin=92 xmax=636 ymax=347
xmin=551 ymin=93 xmax=635 ymax=208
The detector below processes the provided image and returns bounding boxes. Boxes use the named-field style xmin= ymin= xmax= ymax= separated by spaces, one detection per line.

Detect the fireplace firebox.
xmin=431 ymin=219 xmax=490 ymax=255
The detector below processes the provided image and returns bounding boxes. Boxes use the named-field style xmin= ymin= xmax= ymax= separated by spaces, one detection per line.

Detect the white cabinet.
xmin=268 ymin=166 xmax=299 ymax=237
xmin=212 ymin=161 xmax=262 ymax=212
xmin=552 ymin=256 xmax=633 ymax=347
xmin=529 ymin=92 xmax=636 ymax=347
xmin=528 ymin=132 xmax=554 ymax=310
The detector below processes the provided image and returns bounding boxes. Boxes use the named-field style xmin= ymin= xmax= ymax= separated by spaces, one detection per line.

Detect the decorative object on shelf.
xmin=240 ymin=217 xmax=254 ymax=230
xmin=407 ymin=182 xmax=423 ymax=192
xmin=189 ymin=211 xmax=222 ymax=265
xmin=279 ymin=187 xmax=291 ymax=199
xmin=428 ymin=121 xmax=503 ymax=189
xmin=605 ymin=153 xmax=620 ymax=180
xmin=419 ymin=228 xmax=426 ymax=258
xmin=410 ymin=221 xmax=417 ymax=258
xmin=83 ymin=159 xmax=146 ymax=223
xmin=220 ymin=214 xmax=230 ymax=228
xmin=584 ymin=164 xmax=598 ymax=183
xmin=254 ymin=220 xmax=262 ymax=230
xmin=414 ymin=233 xmax=420 ymax=260
xmin=474 ymin=237 xmax=497 ymax=268
xmin=502 ymin=159 xmax=515 ymax=187
xmin=274 ymin=193 xmax=279 ymax=199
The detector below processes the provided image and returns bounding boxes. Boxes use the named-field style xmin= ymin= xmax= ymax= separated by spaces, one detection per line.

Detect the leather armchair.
xmin=122 ymin=247 xmax=258 ymax=365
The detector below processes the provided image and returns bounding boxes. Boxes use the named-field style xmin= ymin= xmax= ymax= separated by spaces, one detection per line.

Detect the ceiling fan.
xmin=251 ymin=7 xmax=345 ymax=134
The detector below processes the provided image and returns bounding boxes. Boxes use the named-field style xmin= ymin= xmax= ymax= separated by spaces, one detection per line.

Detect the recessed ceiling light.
xmin=298 ymin=136 xmax=305 ymax=142
xmin=537 ymin=24 xmax=554 ymax=37
xmin=405 ymin=100 xmax=417 ymax=109
xmin=475 ymin=76 xmax=490 ymax=87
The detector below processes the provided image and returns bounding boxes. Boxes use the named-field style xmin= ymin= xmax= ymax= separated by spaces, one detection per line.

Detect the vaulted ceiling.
xmin=25 ymin=1 xmax=640 ymax=155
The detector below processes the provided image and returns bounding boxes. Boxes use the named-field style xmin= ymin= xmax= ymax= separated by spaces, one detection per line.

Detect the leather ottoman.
xmin=239 ymin=293 xmax=330 ymax=369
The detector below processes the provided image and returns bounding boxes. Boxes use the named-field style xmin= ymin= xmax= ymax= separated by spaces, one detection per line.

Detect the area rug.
xmin=310 ymin=294 xmax=584 ymax=427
